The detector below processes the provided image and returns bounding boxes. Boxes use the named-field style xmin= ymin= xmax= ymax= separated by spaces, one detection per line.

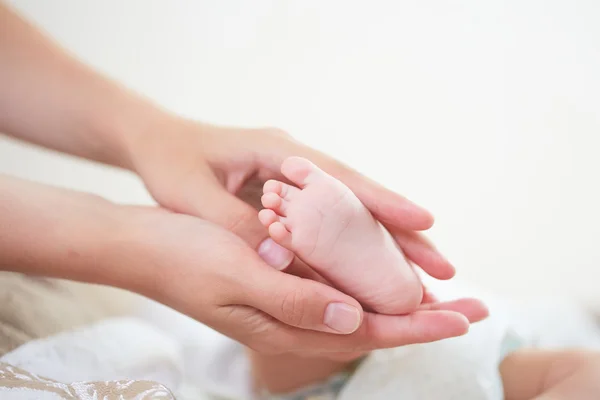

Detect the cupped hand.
xmin=129 ymin=118 xmax=453 ymax=280
xmin=123 ymin=117 xmax=489 ymax=354
xmin=129 ymin=206 xmax=488 ymax=355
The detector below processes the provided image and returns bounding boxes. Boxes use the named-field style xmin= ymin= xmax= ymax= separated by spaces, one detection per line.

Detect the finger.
xmin=318 ymin=300 xmax=487 ymax=360
xmin=258 ymin=236 xmax=333 ymax=285
xmin=214 ymin=304 xmax=468 ymax=355
xmin=256 ymin=231 xmax=331 ymax=284
xmin=256 ymin=237 xmax=294 ymax=271
xmin=347 ymin=310 xmax=470 ymax=351
xmin=256 ymin=233 xmax=371 ymax=300
xmin=257 ymin=138 xmax=434 ymax=231
xmin=184 ymin=172 xmax=297 ymax=271
xmin=346 ymin=175 xmax=435 ymax=232
xmin=309 ymin=156 xmax=434 ymax=231
xmin=391 ymin=229 xmax=455 ymax=280
xmin=418 ymin=298 xmax=489 ymax=323
xmin=251 ymin=238 xmax=336 ymax=293
xmin=240 ymin=263 xmax=364 ymax=334
xmin=185 ymin=172 xmax=266 ymax=246
xmin=262 ymin=310 xmax=470 ymax=354
xmin=201 ymin=176 xmax=307 ymax=275
xmin=255 ymin=136 xmax=451 ymax=273
xmin=237 ymin=179 xmax=330 ymax=282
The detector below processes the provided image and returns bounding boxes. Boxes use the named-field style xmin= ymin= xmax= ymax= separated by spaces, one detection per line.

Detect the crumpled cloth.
xmin=0 ymin=278 xmax=599 ymax=400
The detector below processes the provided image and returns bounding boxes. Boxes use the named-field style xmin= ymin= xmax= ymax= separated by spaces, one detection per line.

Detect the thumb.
xmin=186 ymin=172 xmax=324 ymax=274
xmin=241 ymin=263 xmax=364 ymax=334
xmin=184 ymin=172 xmax=293 ymax=266
xmin=183 ymin=172 xmax=265 ymax=246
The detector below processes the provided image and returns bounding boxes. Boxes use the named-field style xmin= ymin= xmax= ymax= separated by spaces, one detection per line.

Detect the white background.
xmin=2 ymin=0 xmax=599 ymax=304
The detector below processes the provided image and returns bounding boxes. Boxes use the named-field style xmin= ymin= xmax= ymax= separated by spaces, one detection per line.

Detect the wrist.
xmin=102 ymin=206 xmax=197 ymax=303
xmin=91 ymin=205 xmax=166 ymax=297
xmin=83 ymin=84 xmax=177 ymax=172
xmin=118 ymin=113 xmax=216 ymax=177
xmin=0 ymin=176 xmax=130 ymax=286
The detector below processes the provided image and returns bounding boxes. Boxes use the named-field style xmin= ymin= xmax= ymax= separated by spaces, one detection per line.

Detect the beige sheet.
xmin=0 ymin=272 xmax=161 ymax=399
xmin=0 ymin=362 xmax=175 ymax=399
xmin=0 ymin=272 xmax=139 ymax=356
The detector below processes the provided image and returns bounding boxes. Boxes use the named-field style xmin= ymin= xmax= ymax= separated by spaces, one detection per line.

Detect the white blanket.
xmin=1 ymin=287 xmax=599 ymax=399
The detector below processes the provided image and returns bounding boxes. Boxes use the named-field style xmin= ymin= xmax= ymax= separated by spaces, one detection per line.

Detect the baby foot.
xmin=259 ymin=156 xmax=422 ymax=315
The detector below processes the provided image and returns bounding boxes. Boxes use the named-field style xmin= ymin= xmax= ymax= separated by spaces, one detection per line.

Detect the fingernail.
xmin=324 ymin=303 xmax=361 ymax=334
xmin=257 ymin=238 xmax=294 ymax=270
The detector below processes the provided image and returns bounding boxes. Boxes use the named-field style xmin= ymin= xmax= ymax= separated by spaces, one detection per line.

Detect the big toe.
xmin=281 ymin=156 xmax=325 ymax=188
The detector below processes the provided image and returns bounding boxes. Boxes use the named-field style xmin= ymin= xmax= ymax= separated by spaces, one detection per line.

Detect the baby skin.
xmin=259 ymin=156 xmax=423 ymax=315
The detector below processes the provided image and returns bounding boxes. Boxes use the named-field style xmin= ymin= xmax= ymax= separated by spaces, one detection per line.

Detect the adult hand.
xmin=123 ymin=117 xmax=489 ymax=354
xmin=0 ymin=1 xmax=486 ymax=355
xmin=1 ymin=2 xmax=449 ymax=280
xmin=0 ymin=174 xmax=485 ymax=355
xmin=128 ymin=118 xmax=454 ymax=280
xmin=125 ymin=205 xmax=488 ymax=355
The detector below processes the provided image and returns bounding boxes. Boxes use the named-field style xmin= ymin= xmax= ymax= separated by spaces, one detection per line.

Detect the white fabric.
xmin=337 ymin=278 xmax=600 ymax=400
xmin=0 ymin=311 xmax=252 ymax=399
xmin=1 ymin=318 xmax=183 ymax=386
xmin=0 ymin=318 xmax=207 ymax=400
xmin=1 ymin=285 xmax=599 ymax=400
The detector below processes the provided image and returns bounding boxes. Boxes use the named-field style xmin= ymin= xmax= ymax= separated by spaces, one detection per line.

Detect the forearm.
xmin=0 ymin=174 xmax=152 ymax=293
xmin=0 ymin=2 xmax=170 ymax=169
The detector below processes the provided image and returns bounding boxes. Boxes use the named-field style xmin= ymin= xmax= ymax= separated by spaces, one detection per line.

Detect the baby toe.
xmin=278 ymin=182 xmax=300 ymax=201
xmin=261 ymin=192 xmax=290 ymax=216
xmin=268 ymin=221 xmax=292 ymax=249
xmin=258 ymin=209 xmax=278 ymax=227
xmin=263 ymin=179 xmax=283 ymax=195
xmin=261 ymin=192 xmax=282 ymax=209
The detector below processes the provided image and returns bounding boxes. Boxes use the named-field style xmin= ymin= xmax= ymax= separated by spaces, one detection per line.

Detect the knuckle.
xmin=223 ymin=206 xmax=264 ymax=246
xmin=219 ymin=306 xmax=287 ymax=354
xmin=225 ymin=206 xmax=255 ymax=235
xmin=278 ymin=287 xmax=308 ymax=328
